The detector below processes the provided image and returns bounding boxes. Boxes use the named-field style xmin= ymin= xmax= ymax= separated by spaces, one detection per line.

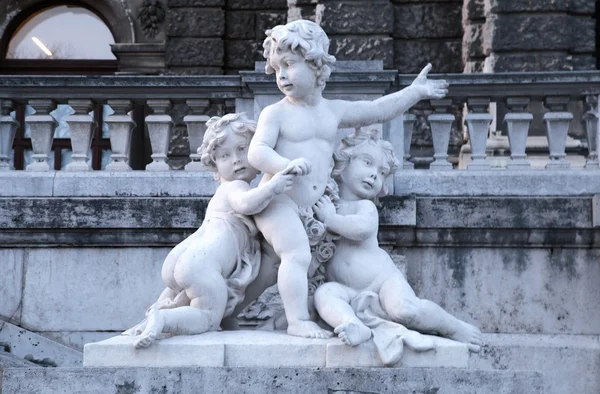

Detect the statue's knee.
xmin=389 ymin=299 xmax=420 ymax=326
xmin=280 ymin=250 xmax=312 ymax=269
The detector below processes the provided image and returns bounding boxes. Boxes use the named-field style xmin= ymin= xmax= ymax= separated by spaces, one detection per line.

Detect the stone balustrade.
xmin=0 ymin=70 xmax=598 ymax=178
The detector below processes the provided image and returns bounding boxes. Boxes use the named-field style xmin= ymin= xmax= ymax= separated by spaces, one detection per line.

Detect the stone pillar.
xmin=583 ymin=95 xmax=599 ymax=170
xmin=316 ymin=1 xmax=394 ymax=69
xmin=504 ymin=97 xmax=532 ymax=170
xmin=65 ymin=100 xmax=95 ymax=172
xmin=26 ymin=99 xmax=57 ymax=172
xmin=464 ymin=98 xmax=492 ymax=170
xmin=462 ymin=0 xmax=485 ymax=73
xmin=145 ymin=100 xmax=174 ymax=171
xmin=543 ymin=97 xmax=572 ymax=170
xmin=0 ymin=100 xmax=19 ymax=171
xmin=478 ymin=0 xmax=596 ymax=72
xmin=166 ymin=1 xmax=226 ymax=74
xmin=184 ymin=99 xmax=211 ymax=172
xmin=402 ymin=113 xmax=416 ymax=170
xmin=105 ymin=100 xmax=135 ymax=172
xmin=427 ymin=99 xmax=454 ymax=170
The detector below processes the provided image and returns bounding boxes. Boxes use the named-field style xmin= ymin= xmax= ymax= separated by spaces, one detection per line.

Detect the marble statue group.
xmin=124 ymin=19 xmax=483 ymax=365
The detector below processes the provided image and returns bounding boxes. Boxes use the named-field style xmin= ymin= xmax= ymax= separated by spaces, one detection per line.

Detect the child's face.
xmin=340 ymin=142 xmax=390 ymax=200
xmin=269 ymin=47 xmax=317 ymax=99
xmin=213 ymin=131 xmax=259 ymax=182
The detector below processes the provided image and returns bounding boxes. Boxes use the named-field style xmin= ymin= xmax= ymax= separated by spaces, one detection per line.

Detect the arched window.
xmin=3 ymin=5 xmax=118 ymax=170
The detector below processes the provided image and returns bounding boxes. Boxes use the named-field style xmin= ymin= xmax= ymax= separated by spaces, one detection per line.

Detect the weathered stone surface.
xmin=21 ymin=248 xmax=169 ymax=331
xmin=594 ymin=195 xmax=600 ymax=227
xmin=166 ymin=38 xmax=224 ymax=66
xmin=571 ymin=16 xmax=595 ymax=53
xmin=166 ymin=66 xmax=224 ymax=74
xmin=485 ymin=52 xmax=573 ymax=72
xmin=226 ymin=40 xmax=263 ymax=69
xmin=464 ymin=60 xmax=484 ymax=73
xmin=463 ymin=23 xmax=484 ymax=59
xmin=318 ymin=1 xmax=393 ymax=34
xmin=572 ymin=55 xmax=596 ymax=70
xmin=256 ymin=11 xmax=287 ymax=38
xmin=168 ymin=125 xmax=190 ymax=156
xmin=464 ymin=0 xmax=485 ymax=21
xmin=329 ymin=36 xmax=394 ymax=69
xmin=226 ymin=0 xmax=287 ymax=10
xmin=569 ymin=0 xmax=595 ymax=13
xmin=0 ymin=321 xmax=82 ymax=367
xmin=226 ymin=11 xmax=256 ymax=39
xmin=41 ymin=332 xmax=117 ymax=352
xmin=168 ymin=0 xmax=224 ymax=6
xmin=487 ymin=0 xmax=569 ymax=13
xmin=416 ymin=197 xmax=592 ymax=229
xmin=471 ymin=334 xmax=600 ymax=394
xmin=1 ymin=367 xmax=544 ymax=394
xmin=0 ymin=249 xmax=23 ymax=322
xmin=393 ymin=3 xmax=462 ymax=38
xmin=394 ymin=39 xmax=462 ymax=73
xmin=406 ymin=247 xmax=600 ymax=334
xmin=485 ymin=14 xmax=571 ymax=52
xmin=167 ymin=8 xmax=225 ymax=37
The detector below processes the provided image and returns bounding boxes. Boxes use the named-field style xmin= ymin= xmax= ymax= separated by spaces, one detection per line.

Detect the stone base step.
xmin=83 ymin=330 xmax=468 ymax=368
xmin=1 ymin=366 xmax=543 ymax=394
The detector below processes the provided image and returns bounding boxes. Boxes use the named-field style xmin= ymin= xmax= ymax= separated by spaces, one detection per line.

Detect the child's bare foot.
xmin=287 ymin=320 xmax=333 ymax=339
xmin=448 ymin=320 xmax=483 ymax=352
xmin=334 ymin=321 xmax=372 ymax=346
xmin=401 ymin=329 xmax=435 ymax=352
xmin=134 ymin=308 xmax=165 ymax=349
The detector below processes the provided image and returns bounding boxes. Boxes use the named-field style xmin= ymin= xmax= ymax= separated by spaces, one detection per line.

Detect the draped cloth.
xmin=208 ymin=211 xmax=261 ymax=317
xmin=350 ymin=291 xmax=435 ymax=366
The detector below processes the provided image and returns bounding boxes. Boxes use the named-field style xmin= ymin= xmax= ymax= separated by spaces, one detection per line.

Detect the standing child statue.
xmin=313 ymin=129 xmax=483 ymax=365
xmin=248 ymin=19 xmax=449 ymax=338
xmin=125 ymin=113 xmax=295 ymax=348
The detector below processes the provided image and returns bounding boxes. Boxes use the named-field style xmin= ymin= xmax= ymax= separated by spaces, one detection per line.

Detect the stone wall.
xmin=464 ymin=0 xmax=597 ymax=72
xmin=392 ymin=0 xmax=464 ymax=73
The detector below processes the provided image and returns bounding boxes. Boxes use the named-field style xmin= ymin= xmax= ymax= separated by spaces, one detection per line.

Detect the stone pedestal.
xmin=84 ymin=330 xmax=468 ymax=369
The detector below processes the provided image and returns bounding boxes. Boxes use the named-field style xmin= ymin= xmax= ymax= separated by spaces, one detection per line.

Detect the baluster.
xmin=105 ymin=100 xmax=135 ymax=171
xmin=184 ymin=99 xmax=210 ymax=172
xmin=65 ymin=99 xmax=95 ymax=171
xmin=145 ymin=99 xmax=173 ymax=171
xmin=427 ymin=99 xmax=454 ymax=170
xmin=403 ymin=113 xmax=416 ymax=170
xmin=26 ymin=99 xmax=57 ymax=171
xmin=0 ymin=100 xmax=19 ymax=171
xmin=504 ymin=97 xmax=533 ymax=170
xmin=464 ymin=98 xmax=492 ymax=170
xmin=583 ymin=95 xmax=599 ymax=170
xmin=543 ymin=96 xmax=572 ymax=169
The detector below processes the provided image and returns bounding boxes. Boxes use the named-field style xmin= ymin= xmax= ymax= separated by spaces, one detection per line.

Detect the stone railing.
xmin=1 ymin=70 xmax=599 ymax=197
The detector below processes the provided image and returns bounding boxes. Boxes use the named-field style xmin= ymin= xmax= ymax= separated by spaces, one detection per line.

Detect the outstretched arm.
xmin=331 ymin=64 xmax=448 ymax=128
xmin=313 ymin=197 xmax=379 ymax=242
xmin=228 ymin=170 xmax=294 ymax=216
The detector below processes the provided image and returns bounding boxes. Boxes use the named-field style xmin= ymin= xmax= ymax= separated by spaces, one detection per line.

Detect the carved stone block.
xmin=256 ymin=12 xmax=287 ymax=38
xmin=487 ymin=0 xmax=569 ymax=13
xmin=486 ymin=52 xmax=572 ymax=72
xmin=226 ymin=11 xmax=256 ymax=39
xmin=168 ymin=0 xmax=224 ymax=6
xmin=167 ymin=8 xmax=225 ymax=37
xmin=394 ymin=39 xmax=462 ymax=73
xmin=571 ymin=16 xmax=595 ymax=53
xmin=393 ymin=3 xmax=462 ymax=39
xmin=463 ymin=0 xmax=485 ymax=21
xmin=329 ymin=36 xmax=394 ymax=69
xmin=166 ymin=38 xmax=224 ymax=66
xmin=485 ymin=14 xmax=571 ymax=52
xmin=226 ymin=0 xmax=287 ymax=10
xmin=463 ymin=23 xmax=484 ymax=59
xmin=225 ymin=40 xmax=262 ymax=69
xmin=318 ymin=1 xmax=393 ymax=34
